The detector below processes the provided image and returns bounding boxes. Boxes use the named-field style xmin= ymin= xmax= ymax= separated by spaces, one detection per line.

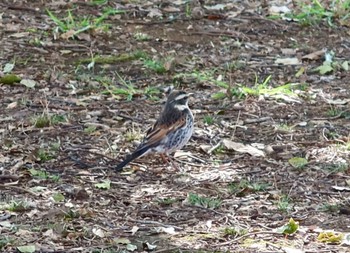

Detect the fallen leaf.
xmin=204 ymin=4 xmax=226 ymax=10
xmin=20 ymin=79 xmax=36 ymax=88
xmin=283 ymin=247 xmax=304 ymax=253
xmin=7 ymin=101 xmax=18 ymax=109
xmin=131 ymin=225 xmax=139 ymax=235
xmin=10 ymin=32 xmax=30 ymax=38
xmin=276 ymin=218 xmax=299 ymax=235
xmin=114 ymin=238 xmax=131 ymax=244
xmin=143 ymin=242 xmax=157 ymax=250
xmin=3 ymin=63 xmax=15 ymax=73
xmin=331 ymin=186 xmax=350 ymax=192
xmin=318 ymin=231 xmax=343 ymax=244
xmin=275 ymin=57 xmax=300 ymax=65
xmin=61 ymin=30 xmax=76 ymax=40
xmin=161 ymin=226 xmax=176 ymax=235
xmin=314 ymin=63 xmax=333 ymax=75
xmin=126 ymin=243 xmax=138 ymax=251
xmin=288 ymin=157 xmax=308 ymax=169
xmin=52 ymin=193 xmax=65 ymax=202
xmin=302 ymin=49 xmax=326 ymax=60
xmin=147 ymin=8 xmax=163 ymax=18
xmin=269 ymin=6 xmax=291 ymax=15
xmin=95 ymin=180 xmax=111 ymax=190
xmin=17 ymin=245 xmax=36 ymax=253
xmin=341 ymin=61 xmax=349 ymax=71
xmin=222 ymin=139 xmax=265 ymax=157
xmin=92 ymin=228 xmax=105 ymax=238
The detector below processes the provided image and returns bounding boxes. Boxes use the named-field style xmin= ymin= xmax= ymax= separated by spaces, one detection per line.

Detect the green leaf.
xmin=276 ymin=218 xmax=299 ymax=235
xmin=95 ymin=180 xmax=111 ymax=190
xmin=0 ymin=74 xmax=21 ymax=84
xmin=17 ymin=245 xmax=36 ymax=253
xmin=126 ymin=243 xmax=138 ymax=251
xmin=114 ymin=237 xmax=131 ymax=244
xmin=28 ymin=168 xmax=39 ymax=176
xmin=315 ymin=62 xmax=333 ymax=75
xmin=30 ymin=186 xmax=47 ymax=192
xmin=20 ymin=79 xmax=36 ymax=88
xmin=341 ymin=61 xmax=349 ymax=71
xmin=317 ymin=231 xmax=343 ymax=244
xmin=288 ymin=157 xmax=308 ymax=169
xmin=52 ymin=193 xmax=65 ymax=202
xmin=3 ymin=63 xmax=15 ymax=73
xmin=211 ymin=92 xmax=226 ymax=100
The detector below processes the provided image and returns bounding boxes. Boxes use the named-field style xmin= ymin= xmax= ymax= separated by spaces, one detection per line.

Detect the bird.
xmin=115 ymin=90 xmax=194 ymax=172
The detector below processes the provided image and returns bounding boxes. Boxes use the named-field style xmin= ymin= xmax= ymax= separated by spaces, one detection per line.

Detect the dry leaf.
xmin=222 ymin=139 xmax=265 ymax=157
xmin=302 ymin=49 xmax=327 ymax=60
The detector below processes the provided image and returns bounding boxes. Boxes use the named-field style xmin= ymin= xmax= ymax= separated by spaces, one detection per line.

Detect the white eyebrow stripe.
xmin=174 ymin=104 xmax=188 ymax=111
xmin=175 ymin=94 xmax=188 ymax=100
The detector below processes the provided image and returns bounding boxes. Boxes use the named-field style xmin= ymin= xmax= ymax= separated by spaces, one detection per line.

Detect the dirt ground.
xmin=1 ymin=1 xmax=350 ymax=253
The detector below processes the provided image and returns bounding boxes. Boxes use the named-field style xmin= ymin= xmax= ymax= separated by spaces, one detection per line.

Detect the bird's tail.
xmin=114 ymin=146 xmax=149 ymax=172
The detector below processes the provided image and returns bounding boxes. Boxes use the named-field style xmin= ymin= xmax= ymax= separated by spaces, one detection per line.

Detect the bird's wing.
xmin=144 ymin=114 xmax=186 ymax=147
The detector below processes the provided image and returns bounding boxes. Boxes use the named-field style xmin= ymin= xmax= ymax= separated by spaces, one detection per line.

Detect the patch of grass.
xmin=134 ymin=32 xmax=151 ymax=41
xmin=0 ymin=237 xmax=13 ymax=250
xmin=327 ymin=108 xmax=341 ymax=117
xmin=213 ymin=144 xmax=225 ymax=155
xmin=175 ymin=71 xmax=303 ymax=101
xmin=101 ymin=73 xmax=139 ymax=101
xmin=185 ymin=2 xmax=192 ymax=18
xmin=157 ymin=197 xmax=177 ymax=206
xmin=47 ymin=8 xmax=124 ymax=37
xmin=125 ymin=126 xmax=142 ymax=142
xmin=319 ymin=203 xmax=340 ymax=213
xmin=203 ymin=115 xmax=215 ymax=125
xmin=34 ymin=142 xmax=60 ymax=163
xmin=84 ymin=125 xmax=97 ymax=134
xmin=100 ymin=71 xmax=161 ymax=101
xmin=276 ymin=123 xmax=293 ymax=132
xmin=327 ymin=107 xmax=350 ymax=118
xmin=322 ymin=163 xmax=348 ymax=173
xmin=7 ymin=200 xmax=31 ymax=212
xmin=224 ymin=60 xmax=246 ymax=71
xmin=90 ymin=0 xmax=109 ymax=5
xmin=188 ymin=193 xmax=222 ymax=209
xmin=29 ymin=168 xmax=60 ymax=181
xmin=277 ymin=195 xmax=293 ymax=213
xmin=223 ymin=227 xmax=248 ymax=237
xmin=144 ymin=86 xmax=161 ymax=100
xmin=287 ymin=0 xmax=350 ymax=27
xmin=229 ymin=179 xmax=270 ymax=197
xmin=64 ymin=209 xmax=81 ymax=220
xmin=37 ymin=148 xmax=54 ymax=162
xmin=32 ymin=113 xmax=67 ymax=128
xmin=33 ymin=115 xmax=51 ymax=128
xmin=143 ymin=59 xmax=167 ymax=74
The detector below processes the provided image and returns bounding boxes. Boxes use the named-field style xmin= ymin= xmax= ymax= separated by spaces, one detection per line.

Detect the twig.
xmin=0 ymin=185 xmax=39 ymax=197
xmin=213 ymin=231 xmax=283 ymax=247
xmin=313 ymin=109 xmax=350 ymax=120
xmin=208 ymin=141 xmax=222 ymax=154
xmin=0 ymin=175 xmax=20 ymax=181
xmin=244 ymin=117 xmax=271 ymax=124
xmin=153 ymin=247 xmax=181 ymax=253
xmin=127 ymin=217 xmax=183 ymax=230
xmin=0 ymin=213 xmax=12 ymax=221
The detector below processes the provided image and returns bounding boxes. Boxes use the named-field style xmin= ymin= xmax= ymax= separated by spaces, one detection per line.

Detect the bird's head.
xmin=167 ymin=90 xmax=193 ymax=110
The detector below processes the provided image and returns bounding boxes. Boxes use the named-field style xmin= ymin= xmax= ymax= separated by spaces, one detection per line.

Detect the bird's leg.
xmin=160 ymin=153 xmax=169 ymax=163
xmin=160 ymin=153 xmax=179 ymax=170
